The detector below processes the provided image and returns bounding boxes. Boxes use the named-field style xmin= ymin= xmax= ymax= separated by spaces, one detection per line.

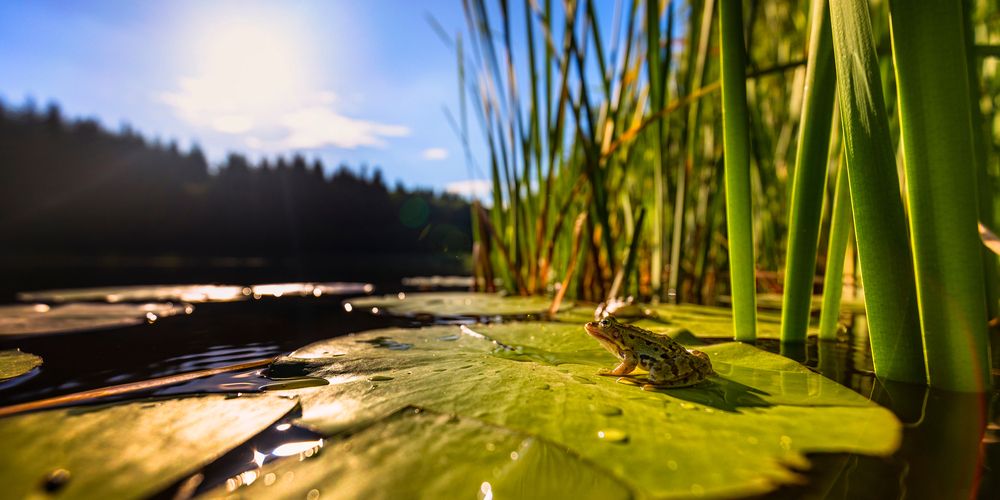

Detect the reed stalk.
xmin=828 ymin=0 xmax=924 ymax=384
xmin=779 ymin=0 xmax=836 ymax=343
xmin=719 ymin=0 xmax=757 ymax=342
xmin=646 ymin=0 xmax=666 ymax=300
xmin=818 ymin=154 xmax=852 ymax=341
xmin=889 ymin=0 xmax=991 ymax=391
xmin=670 ymin=0 xmax=715 ymax=303
xmin=963 ymin=0 xmax=1000 ymax=321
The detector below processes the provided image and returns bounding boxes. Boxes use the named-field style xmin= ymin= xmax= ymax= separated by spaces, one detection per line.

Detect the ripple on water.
xmin=357 ymin=337 xmax=413 ymax=350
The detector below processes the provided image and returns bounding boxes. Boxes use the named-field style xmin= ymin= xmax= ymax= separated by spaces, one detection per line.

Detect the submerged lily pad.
xmin=0 ymin=394 xmax=298 ymax=499
xmin=0 ymin=349 xmax=42 ymax=381
xmin=344 ymin=292 xmax=570 ymax=317
xmin=249 ymin=322 xmax=901 ymax=498
xmin=0 ymin=302 xmax=190 ymax=336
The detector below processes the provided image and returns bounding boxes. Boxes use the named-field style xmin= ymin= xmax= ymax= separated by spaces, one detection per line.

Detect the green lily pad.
xmin=720 ymin=293 xmax=867 ymax=315
xmin=0 ymin=349 xmax=42 ymax=381
xmin=401 ymin=275 xmax=476 ymax=288
xmin=215 ymin=406 xmax=632 ymax=499
xmin=636 ymin=303 xmax=787 ymax=339
xmin=558 ymin=302 xmax=809 ymax=340
xmin=0 ymin=394 xmax=298 ymax=499
xmin=0 ymin=303 xmax=190 ymax=336
xmin=344 ymin=292 xmax=570 ymax=317
xmin=247 ymin=322 xmax=901 ymax=498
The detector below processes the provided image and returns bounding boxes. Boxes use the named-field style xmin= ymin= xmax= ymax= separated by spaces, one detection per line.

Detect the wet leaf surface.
xmin=554 ymin=302 xmax=790 ymax=339
xmin=723 ymin=293 xmax=867 ymax=315
xmin=18 ymin=285 xmax=250 ymax=303
xmin=0 ymin=394 xmax=298 ymax=499
xmin=344 ymin=291 xmax=570 ymax=317
xmin=214 ymin=407 xmax=632 ymax=499
xmin=400 ymin=275 xmax=475 ymax=288
xmin=244 ymin=322 xmax=900 ymax=498
xmin=0 ymin=303 xmax=189 ymax=336
xmin=375 ymin=293 xmax=818 ymax=339
xmin=17 ymin=282 xmax=373 ymax=304
xmin=0 ymin=349 xmax=42 ymax=381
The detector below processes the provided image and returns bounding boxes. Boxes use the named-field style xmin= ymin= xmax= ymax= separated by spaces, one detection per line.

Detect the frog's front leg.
xmin=598 ymin=351 xmax=637 ymax=377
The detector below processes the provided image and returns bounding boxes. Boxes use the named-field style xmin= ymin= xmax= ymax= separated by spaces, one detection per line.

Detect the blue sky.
xmin=0 ymin=0 xmax=491 ymax=194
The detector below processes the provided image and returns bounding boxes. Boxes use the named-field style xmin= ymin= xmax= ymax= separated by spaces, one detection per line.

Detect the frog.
xmin=584 ymin=316 xmax=713 ymax=389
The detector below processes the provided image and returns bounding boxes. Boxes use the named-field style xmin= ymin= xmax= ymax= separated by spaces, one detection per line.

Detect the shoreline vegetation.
xmin=0 ymin=100 xmax=472 ymax=264
xmin=458 ymin=0 xmax=997 ymax=390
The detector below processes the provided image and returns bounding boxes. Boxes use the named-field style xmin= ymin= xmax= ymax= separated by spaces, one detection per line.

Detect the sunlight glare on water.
xmin=271 ymin=439 xmax=324 ymax=458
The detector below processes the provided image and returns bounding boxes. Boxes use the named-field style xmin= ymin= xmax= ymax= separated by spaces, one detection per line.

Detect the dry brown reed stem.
xmin=476 ymin=203 xmax=528 ymax=294
xmin=0 ymin=358 xmax=274 ymax=418
xmin=603 ymin=60 xmax=806 ymax=160
xmin=548 ymin=212 xmax=588 ymax=315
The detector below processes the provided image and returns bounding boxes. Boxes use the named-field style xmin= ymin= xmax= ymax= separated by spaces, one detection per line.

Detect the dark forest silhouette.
xmin=0 ymin=101 xmax=472 ymax=266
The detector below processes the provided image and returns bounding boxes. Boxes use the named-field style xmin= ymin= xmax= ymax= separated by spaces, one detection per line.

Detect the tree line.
xmin=0 ymin=101 xmax=471 ymax=261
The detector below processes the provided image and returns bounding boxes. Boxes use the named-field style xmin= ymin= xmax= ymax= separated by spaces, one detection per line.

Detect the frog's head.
xmin=584 ymin=316 xmax=627 ymax=357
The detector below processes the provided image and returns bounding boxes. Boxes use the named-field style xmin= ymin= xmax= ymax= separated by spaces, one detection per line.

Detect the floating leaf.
xmin=554 ymin=303 xmax=804 ymax=339
xmin=557 ymin=302 xmax=788 ymax=339
xmin=250 ymin=322 xmax=901 ymax=498
xmin=0 ymin=303 xmax=189 ymax=337
xmin=344 ymin=292 xmax=570 ymax=317
xmin=722 ymin=293 xmax=867 ymax=315
xmin=214 ymin=407 xmax=632 ymax=499
xmin=250 ymin=282 xmax=373 ymax=298
xmin=0 ymin=394 xmax=298 ymax=499
xmin=18 ymin=285 xmax=250 ymax=303
xmin=567 ymin=302 xmax=821 ymax=340
xmin=17 ymin=282 xmax=373 ymax=304
xmin=0 ymin=349 xmax=42 ymax=381
xmin=401 ymin=275 xmax=476 ymax=288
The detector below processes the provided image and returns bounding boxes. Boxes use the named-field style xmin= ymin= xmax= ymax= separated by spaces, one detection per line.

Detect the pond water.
xmin=0 ymin=281 xmax=997 ymax=498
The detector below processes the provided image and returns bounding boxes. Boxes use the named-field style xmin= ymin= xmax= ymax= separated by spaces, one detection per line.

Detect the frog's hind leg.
xmin=643 ymin=366 xmax=706 ymax=390
xmin=688 ymin=349 xmax=716 ymax=375
xmin=598 ymin=352 xmax=638 ymax=376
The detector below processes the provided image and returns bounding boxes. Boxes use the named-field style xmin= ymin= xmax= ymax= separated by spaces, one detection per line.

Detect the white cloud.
xmin=161 ymin=80 xmax=409 ymax=151
xmin=211 ymin=114 xmax=255 ymax=134
xmin=280 ymin=107 xmax=410 ymax=149
xmin=421 ymin=147 xmax=449 ymax=161
xmin=445 ymin=179 xmax=492 ymax=200
xmin=159 ymin=20 xmax=408 ymax=153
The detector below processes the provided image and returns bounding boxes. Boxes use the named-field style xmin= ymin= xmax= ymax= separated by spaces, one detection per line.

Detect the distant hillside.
xmin=0 ymin=101 xmax=471 ymax=261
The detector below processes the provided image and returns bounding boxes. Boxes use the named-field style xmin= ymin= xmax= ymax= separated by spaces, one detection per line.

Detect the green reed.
xmin=719 ymin=0 xmax=757 ymax=341
xmin=779 ymin=0 xmax=836 ymax=344
xmin=455 ymin=0 xmax=999 ymax=388
xmin=889 ymin=1 xmax=990 ymax=391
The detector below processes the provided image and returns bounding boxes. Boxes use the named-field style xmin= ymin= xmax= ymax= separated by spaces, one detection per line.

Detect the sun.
xmin=164 ymin=12 xmax=313 ymax=134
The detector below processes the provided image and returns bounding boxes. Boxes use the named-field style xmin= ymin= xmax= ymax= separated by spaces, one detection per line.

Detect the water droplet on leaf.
xmin=42 ymin=468 xmax=71 ymax=492
xmin=596 ymin=429 xmax=628 ymax=443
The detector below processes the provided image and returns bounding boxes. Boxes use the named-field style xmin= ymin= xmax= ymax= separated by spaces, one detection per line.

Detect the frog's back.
xmin=620 ymin=323 xmax=690 ymax=356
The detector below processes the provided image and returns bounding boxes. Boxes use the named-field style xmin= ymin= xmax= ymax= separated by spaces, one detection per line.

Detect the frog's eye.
xmin=599 ymin=318 xmax=610 ymax=328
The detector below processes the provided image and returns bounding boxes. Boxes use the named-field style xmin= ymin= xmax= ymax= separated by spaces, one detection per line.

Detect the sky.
xmin=0 ymin=0 xmax=492 ymax=196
